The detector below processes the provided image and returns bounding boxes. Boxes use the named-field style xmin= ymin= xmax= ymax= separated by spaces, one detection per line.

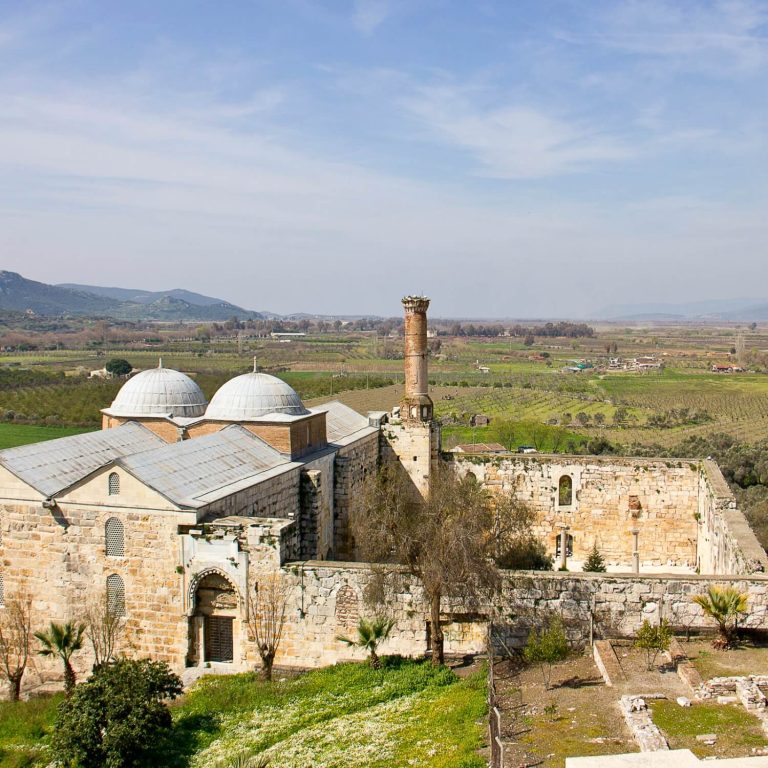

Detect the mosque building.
xmin=0 ymin=297 xmax=765 ymax=691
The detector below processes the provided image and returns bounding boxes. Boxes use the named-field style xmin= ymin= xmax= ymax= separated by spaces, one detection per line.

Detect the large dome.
xmin=107 ymin=364 xmax=207 ymax=418
xmin=205 ymin=372 xmax=308 ymax=421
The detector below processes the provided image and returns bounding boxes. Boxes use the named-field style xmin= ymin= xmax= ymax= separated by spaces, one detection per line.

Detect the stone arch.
xmin=187 ymin=568 xmax=241 ymax=666
xmin=558 ymin=475 xmax=573 ymax=506
xmin=335 ymin=584 xmax=360 ymax=632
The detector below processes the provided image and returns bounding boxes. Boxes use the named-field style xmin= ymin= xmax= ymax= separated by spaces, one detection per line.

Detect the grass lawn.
xmin=0 ymin=660 xmax=486 ymax=768
xmin=0 ymin=423 xmax=95 ymax=449
xmin=0 ymin=693 xmax=63 ymax=767
xmin=650 ymin=700 xmax=767 ymax=759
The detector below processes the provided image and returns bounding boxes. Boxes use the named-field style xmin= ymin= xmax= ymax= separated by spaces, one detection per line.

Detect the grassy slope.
xmin=0 ymin=423 xmax=95 ymax=449
xmin=0 ymin=661 xmax=486 ymax=768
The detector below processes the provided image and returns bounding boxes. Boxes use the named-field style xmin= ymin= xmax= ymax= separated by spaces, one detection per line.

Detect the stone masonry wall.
xmin=273 ymin=562 xmax=768 ymax=669
xmin=380 ymin=421 xmax=440 ymax=499
xmin=332 ymin=432 xmax=379 ymax=560
xmin=453 ymin=454 xmax=700 ymax=567
xmin=698 ymin=460 xmax=767 ymax=575
xmin=0 ymin=500 xmax=193 ymax=692
xmin=202 ymin=467 xmax=301 ymax=521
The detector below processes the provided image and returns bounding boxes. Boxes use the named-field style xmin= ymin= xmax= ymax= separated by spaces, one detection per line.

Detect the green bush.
xmin=582 ymin=542 xmax=607 ymax=572
xmin=633 ymin=619 xmax=672 ymax=670
xmin=51 ymin=658 xmax=182 ymax=768
xmin=524 ymin=618 xmax=569 ymax=689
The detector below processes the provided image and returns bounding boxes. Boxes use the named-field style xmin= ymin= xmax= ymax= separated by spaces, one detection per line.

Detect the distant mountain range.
xmin=0 ymin=271 xmax=264 ymax=321
xmin=594 ymin=298 xmax=768 ymax=322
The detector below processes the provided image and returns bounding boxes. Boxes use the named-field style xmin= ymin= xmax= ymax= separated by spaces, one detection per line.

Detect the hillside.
xmin=0 ymin=271 xmax=263 ymax=321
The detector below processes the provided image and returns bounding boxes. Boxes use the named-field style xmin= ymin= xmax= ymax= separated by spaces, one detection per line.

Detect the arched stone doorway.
xmin=188 ymin=571 xmax=241 ymax=666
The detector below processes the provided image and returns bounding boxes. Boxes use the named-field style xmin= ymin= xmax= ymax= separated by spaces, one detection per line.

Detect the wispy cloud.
xmin=587 ymin=0 xmax=768 ymax=74
xmin=401 ymin=84 xmax=632 ymax=179
xmin=352 ymin=0 xmax=391 ymax=35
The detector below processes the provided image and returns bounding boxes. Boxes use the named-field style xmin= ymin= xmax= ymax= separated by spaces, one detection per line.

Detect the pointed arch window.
xmin=106 ymin=574 xmax=126 ymax=617
xmin=105 ymin=518 xmax=125 ymax=557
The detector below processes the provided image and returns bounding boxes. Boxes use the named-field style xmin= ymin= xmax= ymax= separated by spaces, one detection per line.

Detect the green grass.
xmin=1 ymin=660 xmax=486 ymax=768
xmin=650 ymin=700 xmax=766 ymax=758
xmin=0 ymin=423 xmax=95 ymax=449
xmin=0 ymin=694 xmax=62 ymax=767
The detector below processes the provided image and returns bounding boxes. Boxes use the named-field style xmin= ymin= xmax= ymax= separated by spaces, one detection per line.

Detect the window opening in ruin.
xmin=205 ymin=616 xmax=234 ymax=662
xmin=558 ymin=475 xmax=573 ymax=506
xmin=0 ymin=573 xmax=4 ymax=607
xmin=108 ymin=472 xmax=120 ymax=496
xmin=105 ymin=518 xmax=125 ymax=557
xmin=106 ymin=574 xmax=125 ymax=617
xmin=554 ymin=534 xmax=574 ymax=558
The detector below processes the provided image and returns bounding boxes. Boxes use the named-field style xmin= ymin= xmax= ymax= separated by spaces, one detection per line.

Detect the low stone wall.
xmin=275 ymin=563 xmax=768 ymax=668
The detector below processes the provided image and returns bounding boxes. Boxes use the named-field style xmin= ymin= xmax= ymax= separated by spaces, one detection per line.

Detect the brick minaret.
xmin=401 ymin=295 xmax=433 ymax=423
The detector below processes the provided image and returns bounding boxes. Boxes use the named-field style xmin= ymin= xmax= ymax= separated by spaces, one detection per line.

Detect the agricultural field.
xmin=0 ymin=660 xmax=486 ymax=768
xmin=2 ymin=321 xmax=768 ymax=451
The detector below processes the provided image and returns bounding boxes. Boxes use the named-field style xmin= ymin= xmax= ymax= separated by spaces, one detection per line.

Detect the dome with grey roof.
xmin=107 ymin=364 xmax=207 ymax=418
xmin=205 ymin=371 xmax=309 ymax=421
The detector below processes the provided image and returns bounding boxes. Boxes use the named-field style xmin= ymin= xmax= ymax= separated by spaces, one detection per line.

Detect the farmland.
xmin=1 ymin=321 xmax=768 ymax=452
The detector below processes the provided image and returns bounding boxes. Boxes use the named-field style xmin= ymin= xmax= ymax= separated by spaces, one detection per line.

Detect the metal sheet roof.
xmin=0 ymin=422 xmax=165 ymax=497
xmin=309 ymin=401 xmax=376 ymax=444
xmin=118 ymin=425 xmax=294 ymax=507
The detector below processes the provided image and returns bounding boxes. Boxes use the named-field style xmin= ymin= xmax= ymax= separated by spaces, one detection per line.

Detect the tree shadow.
xmin=555 ymin=675 xmax=602 ymax=689
xmin=151 ymin=712 xmax=220 ymax=768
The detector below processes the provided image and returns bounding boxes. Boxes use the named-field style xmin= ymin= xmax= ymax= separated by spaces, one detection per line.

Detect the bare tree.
xmin=0 ymin=594 xmax=33 ymax=701
xmin=353 ymin=463 xmax=498 ymax=665
xmin=246 ymin=573 xmax=291 ymax=681
xmin=84 ymin=591 xmax=126 ymax=670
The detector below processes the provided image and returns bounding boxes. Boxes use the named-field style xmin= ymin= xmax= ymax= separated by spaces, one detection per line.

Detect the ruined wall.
xmin=272 ymin=562 xmax=768 ymax=668
xmin=697 ymin=460 xmax=767 ymax=575
xmin=332 ymin=432 xmax=379 ymax=560
xmin=0 ymin=500 xmax=192 ymax=692
xmin=454 ymin=454 xmax=705 ymax=569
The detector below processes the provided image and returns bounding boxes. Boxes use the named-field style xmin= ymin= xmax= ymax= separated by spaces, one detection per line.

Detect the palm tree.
xmin=692 ymin=586 xmax=748 ymax=649
xmin=35 ymin=621 xmax=86 ymax=695
xmin=337 ymin=617 xmax=394 ymax=670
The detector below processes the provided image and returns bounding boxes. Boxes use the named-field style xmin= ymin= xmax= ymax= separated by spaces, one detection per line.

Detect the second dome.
xmin=205 ymin=372 xmax=309 ymax=421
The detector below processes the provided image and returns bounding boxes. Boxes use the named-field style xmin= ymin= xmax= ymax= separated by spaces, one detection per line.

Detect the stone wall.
xmin=380 ymin=421 xmax=439 ymax=499
xmin=273 ymin=562 xmax=768 ymax=668
xmin=697 ymin=460 xmax=767 ymax=575
xmin=0 ymin=499 xmax=193 ymax=691
xmin=332 ymin=432 xmax=379 ymax=560
xmin=451 ymin=453 xmax=768 ymax=575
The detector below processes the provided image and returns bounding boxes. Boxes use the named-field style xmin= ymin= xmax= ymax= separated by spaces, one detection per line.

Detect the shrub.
xmin=51 ymin=658 xmax=182 ymax=768
xmin=523 ymin=618 xmax=569 ymax=689
xmin=693 ymin=586 xmax=748 ymax=649
xmin=633 ymin=619 xmax=672 ymax=670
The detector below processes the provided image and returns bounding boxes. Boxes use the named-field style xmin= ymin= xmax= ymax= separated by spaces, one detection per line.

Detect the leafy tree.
xmin=246 ymin=573 xmax=291 ymax=681
xmin=0 ymin=593 xmax=33 ymax=701
xmin=523 ymin=334 xmax=535 ymax=347
xmin=337 ymin=616 xmax=395 ymax=670
xmin=633 ymin=619 xmax=671 ymax=670
xmin=693 ymin=586 xmax=748 ymax=649
xmin=51 ymin=658 xmax=182 ymax=768
xmin=523 ymin=619 xmax=569 ymax=689
xmin=576 ymin=411 xmax=590 ymax=426
xmin=105 ymin=358 xmax=132 ymax=377
xmin=35 ymin=620 xmax=85 ymax=695
xmin=593 ymin=412 xmax=606 ymax=427
xmin=353 ymin=464 xmax=498 ymax=665
xmin=582 ymin=542 xmax=607 ymax=573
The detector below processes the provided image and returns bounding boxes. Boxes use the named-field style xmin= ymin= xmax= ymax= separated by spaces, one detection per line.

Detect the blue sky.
xmin=0 ymin=1 xmax=766 ymax=317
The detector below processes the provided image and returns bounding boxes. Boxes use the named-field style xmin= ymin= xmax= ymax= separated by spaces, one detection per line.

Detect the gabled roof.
xmin=0 ymin=422 xmax=165 ymax=497
xmin=116 ymin=425 xmax=296 ymax=508
xmin=309 ymin=401 xmax=377 ymax=445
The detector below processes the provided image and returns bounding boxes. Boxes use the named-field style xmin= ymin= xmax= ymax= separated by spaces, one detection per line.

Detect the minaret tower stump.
xmin=380 ymin=295 xmax=440 ymax=500
xmin=401 ymin=296 xmax=434 ymax=423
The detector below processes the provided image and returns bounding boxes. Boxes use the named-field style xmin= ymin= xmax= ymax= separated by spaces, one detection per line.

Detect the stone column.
xmin=631 ymin=528 xmax=640 ymax=574
xmin=559 ymin=524 xmax=570 ymax=570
